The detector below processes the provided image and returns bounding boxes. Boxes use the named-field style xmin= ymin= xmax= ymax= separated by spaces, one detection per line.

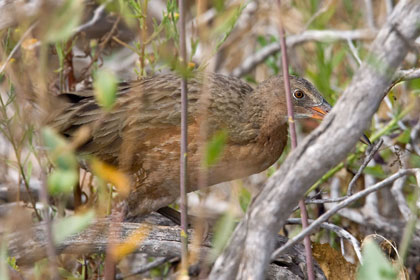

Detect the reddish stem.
xmin=277 ymin=1 xmax=315 ymax=279
xmin=178 ymin=0 xmax=189 ymax=274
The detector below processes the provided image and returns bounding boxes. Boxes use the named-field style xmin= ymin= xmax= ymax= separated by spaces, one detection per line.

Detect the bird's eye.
xmin=293 ymin=89 xmax=305 ymax=99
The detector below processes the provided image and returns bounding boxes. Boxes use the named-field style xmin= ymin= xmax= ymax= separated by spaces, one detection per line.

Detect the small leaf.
xmin=55 ymin=150 xmax=78 ymax=170
xmin=94 ymin=69 xmax=118 ymax=110
xmin=42 ymin=127 xmax=66 ymax=151
xmin=239 ymin=187 xmax=251 ymax=213
xmin=26 ymin=160 xmax=33 ymax=181
xmin=364 ymin=165 xmax=386 ymax=179
xmin=357 ymin=240 xmax=397 ymax=280
xmin=53 ymin=210 xmax=95 ymax=244
xmin=205 ymin=130 xmax=228 ymax=167
xmin=42 ymin=127 xmax=77 ymax=170
xmin=396 ymin=129 xmax=411 ymax=144
xmin=91 ymin=159 xmax=130 ymax=197
xmin=48 ymin=169 xmax=78 ymax=195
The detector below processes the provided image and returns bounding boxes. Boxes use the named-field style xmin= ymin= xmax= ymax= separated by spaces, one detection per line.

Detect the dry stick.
xmin=286 ymin=218 xmax=363 ymax=263
xmin=0 ymin=22 xmax=38 ymax=75
xmin=276 ymin=2 xmax=315 ymax=279
xmin=231 ymin=29 xmax=376 ymax=77
xmin=79 ymin=16 xmax=121 ymax=79
xmin=178 ymin=0 xmax=189 ymax=275
xmin=271 ymin=168 xmax=418 ymax=258
xmin=347 ymin=138 xmax=383 ymax=195
xmin=139 ymin=0 xmax=149 ymax=76
xmin=189 ymin=0 xmax=213 ymax=273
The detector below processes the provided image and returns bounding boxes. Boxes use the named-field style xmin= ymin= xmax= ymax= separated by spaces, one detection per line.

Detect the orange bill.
xmin=310 ymin=101 xmax=331 ymax=120
xmin=311 ymin=100 xmax=371 ymax=146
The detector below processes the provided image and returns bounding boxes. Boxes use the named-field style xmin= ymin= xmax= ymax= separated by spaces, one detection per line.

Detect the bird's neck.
xmin=235 ymin=92 xmax=289 ymax=171
xmin=240 ymin=89 xmax=288 ymax=140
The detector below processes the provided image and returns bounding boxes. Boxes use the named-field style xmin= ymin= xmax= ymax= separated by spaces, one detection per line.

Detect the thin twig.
xmin=286 ymin=218 xmax=363 ymax=264
xmin=231 ymin=29 xmax=376 ymax=77
xmin=79 ymin=16 xmax=121 ymax=79
xmin=347 ymin=38 xmax=362 ymax=65
xmin=303 ymin=0 xmax=333 ymax=30
xmin=363 ymin=0 xmax=376 ymax=29
xmin=178 ymin=0 xmax=189 ymax=275
xmin=0 ymin=22 xmax=38 ymax=75
xmin=347 ymin=138 xmax=383 ymax=195
xmin=277 ymin=2 xmax=315 ymax=279
xmin=271 ymin=169 xmax=418 ymax=259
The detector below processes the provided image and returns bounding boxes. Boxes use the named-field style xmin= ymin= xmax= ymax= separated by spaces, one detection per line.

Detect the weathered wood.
xmin=209 ymin=1 xmax=420 ymax=279
xmin=4 ymin=213 xmax=326 ymax=279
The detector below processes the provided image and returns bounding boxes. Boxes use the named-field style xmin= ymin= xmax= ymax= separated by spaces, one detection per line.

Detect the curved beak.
xmin=310 ymin=99 xmax=371 ymax=145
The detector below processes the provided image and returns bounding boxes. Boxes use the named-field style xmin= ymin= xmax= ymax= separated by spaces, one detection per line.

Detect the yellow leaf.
xmin=112 ymin=224 xmax=152 ymax=260
xmin=91 ymin=159 xmax=130 ymax=197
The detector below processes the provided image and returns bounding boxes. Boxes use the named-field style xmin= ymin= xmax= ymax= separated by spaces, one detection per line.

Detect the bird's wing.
xmin=48 ymin=73 xmax=253 ymax=163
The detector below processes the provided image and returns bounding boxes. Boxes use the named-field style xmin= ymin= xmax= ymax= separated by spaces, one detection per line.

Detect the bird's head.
xmin=287 ymin=76 xmax=331 ymax=120
xmin=254 ymin=75 xmax=370 ymax=145
xmin=254 ymin=75 xmax=331 ymax=122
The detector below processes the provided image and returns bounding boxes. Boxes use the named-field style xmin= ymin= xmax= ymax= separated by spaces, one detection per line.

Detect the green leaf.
xmin=26 ymin=160 xmax=33 ymax=181
xmin=42 ymin=127 xmax=77 ymax=170
xmin=42 ymin=127 xmax=66 ymax=151
xmin=205 ymin=130 xmax=228 ymax=167
xmin=209 ymin=210 xmax=236 ymax=261
xmin=239 ymin=187 xmax=251 ymax=213
xmin=94 ymin=69 xmax=118 ymax=110
xmin=357 ymin=240 xmax=397 ymax=280
xmin=53 ymin=210 xmax=95 ymax=244
xmin=7 ymin=257 xmax=19 ymax=271
xmin=48 ymin=169 xmax=78 ymax=195
xmin=45 ymin=0 xmax=84 ymax=42
xmin=364 ymin=165 xmax=386 ymax=179
xmin=396 ymin=129 xmax=411 ymax=144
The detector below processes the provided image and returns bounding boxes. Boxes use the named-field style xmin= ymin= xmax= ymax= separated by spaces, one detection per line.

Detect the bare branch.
xmin=231 ymin=29 xmax=376 ymax=77
xmin=273 ymin=169 xmax=418 ymax=258
xmin=286 ymin=218 xmax=362 ymax=264
xmin=363 ymin=0 xmax=376 ymax=29
xmin=347 ymin=139 xmax=383 ymax=196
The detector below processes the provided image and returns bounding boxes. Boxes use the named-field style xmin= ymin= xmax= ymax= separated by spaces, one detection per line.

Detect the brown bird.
xmin=49 ymin=73 xmax=331 ymax=218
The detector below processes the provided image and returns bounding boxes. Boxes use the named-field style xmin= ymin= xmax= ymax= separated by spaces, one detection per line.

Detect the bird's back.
xmin=48 ymin=73 xmax=255 ymax=167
